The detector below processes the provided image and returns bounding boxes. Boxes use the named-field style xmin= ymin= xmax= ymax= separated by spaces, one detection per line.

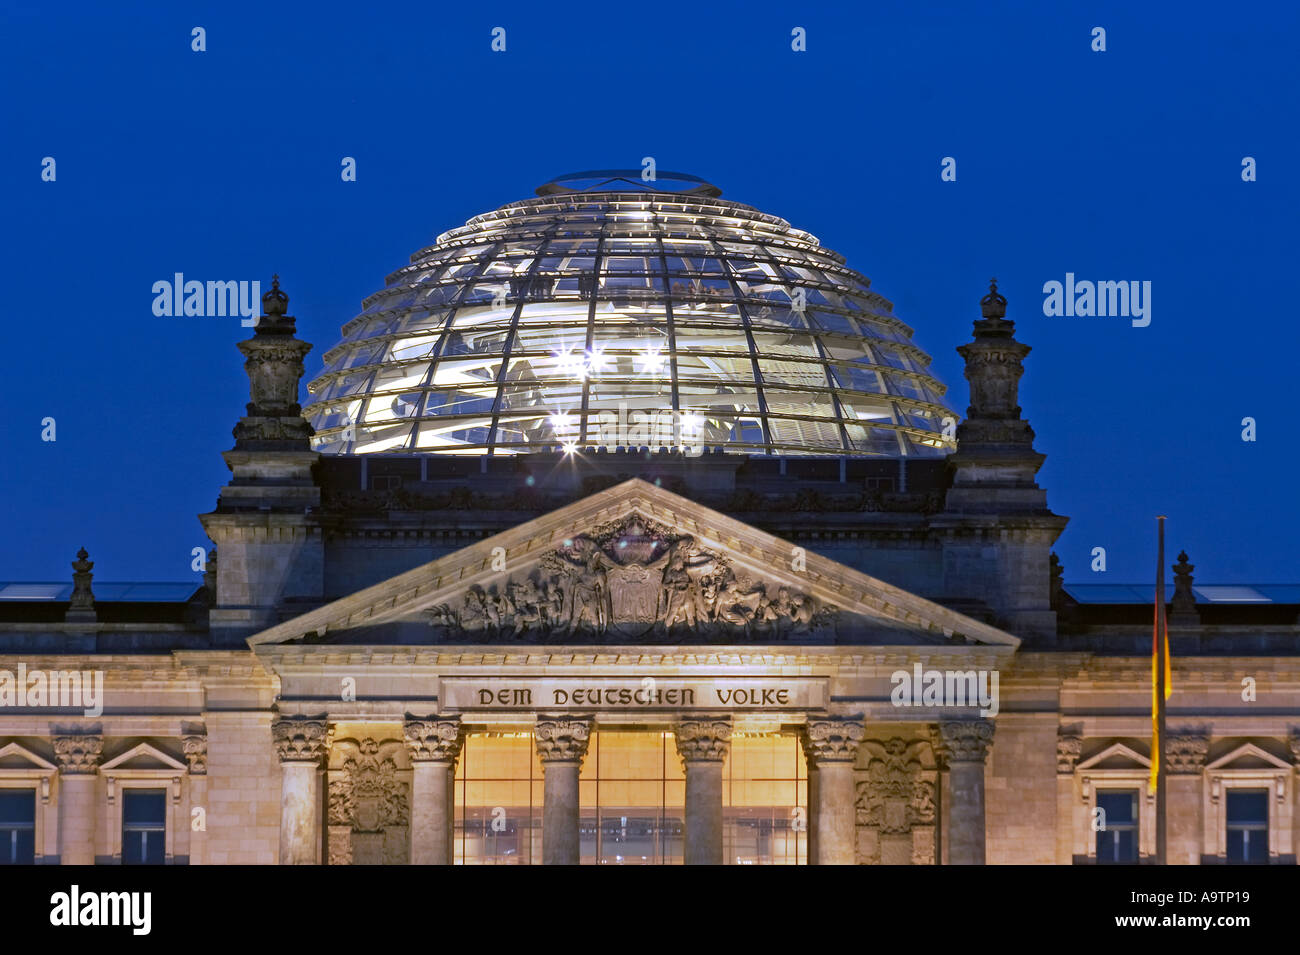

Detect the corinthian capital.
xmin=674 ymin=718 xmax=732 ymax=763
xmin=803 ymin=717 xmax=865 ymax=764
xmin=53 ymin=734 xmax=104 ymax=774
xmin=272 ymin=715 xmax=329 ymax=763
xmin=1166 ymin=732 xmax=1210 ymax=775
xmin=932 ymin=719 xmax=995 ymax=765
xmin=534 ymin=717 xmax=592 ymax=763
xmin=404 ymin=716 xmax=464 ymax=763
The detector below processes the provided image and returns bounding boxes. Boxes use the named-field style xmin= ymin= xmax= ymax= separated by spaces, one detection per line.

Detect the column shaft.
xmin=815 ymin=761 xmax=857 ymax=865
xmin=535 ymin=717 xmax=592 ymax=866
xmin=279 ymin=762 xmax=322 ymax=864
xmin=947 ymin=761 xmax=986 ymax=865
xmin=683 ymin=760 xmax=724 ymax=864
xmin=542 ymin=761 xmax=582 ymax=865
xmin=410 ymin=761 xmax=456 ymax=864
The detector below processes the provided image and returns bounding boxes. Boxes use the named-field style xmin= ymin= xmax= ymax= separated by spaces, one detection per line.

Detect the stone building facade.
xmin=1 ymin=178 xmax=1297 ymax=865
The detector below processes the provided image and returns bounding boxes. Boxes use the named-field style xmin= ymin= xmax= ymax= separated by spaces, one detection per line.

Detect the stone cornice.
xmin=253 ymin=644 xmax=1016 ymax=671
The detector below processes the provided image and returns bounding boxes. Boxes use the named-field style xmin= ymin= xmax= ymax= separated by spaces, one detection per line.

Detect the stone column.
xmin=272 ymin=715 xmax=328 ymax=865
xmin=933 ymin=719 xmax=994 ymax=865
xmin=1055 ymin=728 xmax=1082 ymax=865
xmin=404 ymin=717 xmax=464 ymax=865
xmin=674 ymin=718 xmax=732 ymax=865
xmin=53 ymin=734 xmax=103 ymax=865
xmin=803 ymin=717 xmax=865 ymax=865
xmin=535 ymin=717 xmax=592 ymax=865
xmin=182 ymin=731 xmax=208 ymax=865
xmin=1166 ymin=732 xmax=1209 ymax=866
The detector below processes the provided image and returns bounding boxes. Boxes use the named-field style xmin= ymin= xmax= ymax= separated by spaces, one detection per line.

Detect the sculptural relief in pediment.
xmin=425 ymin=514 xmax=840 ymax=643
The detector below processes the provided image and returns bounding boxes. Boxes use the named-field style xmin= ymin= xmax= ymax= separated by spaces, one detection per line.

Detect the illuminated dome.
xmin=304 ymin=170 xmax=956 ymax=456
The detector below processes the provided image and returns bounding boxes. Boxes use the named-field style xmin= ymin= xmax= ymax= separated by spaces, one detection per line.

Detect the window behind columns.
xmin=454 ymin=732 xmax=543 ymax=865
xmin=724 ymin=733 xmax=808 ymax=865
xmin=580 ymin=731 xmax=684 ymax=866
xmin=0 ymin=790 xmax=35 ymax=865
xmin=453 ymin=730 xmax=809 ymax=864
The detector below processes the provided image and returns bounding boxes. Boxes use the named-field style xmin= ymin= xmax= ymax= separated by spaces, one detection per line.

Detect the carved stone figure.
xmin=327 ymin=737 xmax=410 ymax=865
xmin=427 ymin=514 xmax=841 ymax=644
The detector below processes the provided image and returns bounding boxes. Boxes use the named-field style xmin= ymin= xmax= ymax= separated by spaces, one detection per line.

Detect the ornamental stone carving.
xmin=272 ymin=715 xmax=330 ymax=763
xmin=1289 ymin=730 xmax=1300 ymax=770
xmin=933 ymin=719 xmax=995 ymax=765
xmin=856 ymin=738 xmax=936 ymax=835
xmin=1057 ymin=732 xmax=1083 ymax=774
xmin=425 ymin=514 xmax=840 ymax=644
xmin=327 ymin=737 xmax=410 ymax=865
xmin=53 ymin=734 xmax=103 ymax=774
xmin=1166 ymin=732 xmax=1210 ymax=774
xmin=403 ymin=717 xmax=464 ymax=763
xmin=674 ymin=718 xmax=732 ymax=763
xmin=803 ymin=717 xmax=865 ymax=763
xmin=182 ymin=733 xmax=208 ymax=775
xmin=328 ymin=738 xmax=410 ymax=832
xmin=534 ymin=717 xmax=592 ymax=763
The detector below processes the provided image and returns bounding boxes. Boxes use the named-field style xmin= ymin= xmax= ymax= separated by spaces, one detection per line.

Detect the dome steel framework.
xmin=304 ymin=171 xmax=956 ymax=456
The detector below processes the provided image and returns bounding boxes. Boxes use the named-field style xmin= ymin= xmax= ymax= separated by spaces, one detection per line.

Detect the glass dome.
xmin=304 ymin=170 xmax=956 ymax=456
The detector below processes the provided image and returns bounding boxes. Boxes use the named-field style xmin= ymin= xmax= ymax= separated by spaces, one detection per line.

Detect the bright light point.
xmin=549 ymin=411 xmax=573 ymax=432
xmin=586 ymin=348 xmax=610 ymax=376
xmin=562 ymin=441 xmax=578 ymax=454
xmin=638 ymin=347 xmax=666 ymax=374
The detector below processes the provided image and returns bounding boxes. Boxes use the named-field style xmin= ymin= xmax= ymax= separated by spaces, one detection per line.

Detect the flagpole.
xmin=1155 ymin=515 xmax=1168 ymax=864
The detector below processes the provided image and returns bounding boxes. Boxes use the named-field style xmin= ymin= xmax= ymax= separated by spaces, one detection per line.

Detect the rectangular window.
xmin=1095 ymin=790 xmax=1139 ymax=864
xmin=122 ymin=790 xmax=167 ymax=865
xmin=1226 ymin=789 xmax=1269 ymax=864
xmin=0 ymin=790 xmax=36 ymax=865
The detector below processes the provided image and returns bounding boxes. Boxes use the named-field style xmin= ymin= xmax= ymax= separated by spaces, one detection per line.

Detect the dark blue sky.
xmin=2 ymin=1 xmax=1295 ymax=586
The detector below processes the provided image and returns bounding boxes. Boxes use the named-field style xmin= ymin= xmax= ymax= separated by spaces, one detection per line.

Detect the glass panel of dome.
xmin=431 ymin=357 xmax=500 ymax=387
xmin=757 ymin=359 xmax=833 ymax=390
xmin=769 ymin=421 xmax=842 ymax=452
xmin=422 ymin=389 xmax=496 ymax=416
xmin=838 ymin=393 xmax=894 ymax=420
xmin=747 ymin=331 xmax=820 ymax=359
xmin=828 ymin=364 xmax=885 ymax=393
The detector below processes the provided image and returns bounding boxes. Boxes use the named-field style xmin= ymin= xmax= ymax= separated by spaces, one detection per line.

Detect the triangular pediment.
xmin=249 ymin=478 xmax=1020 ymax=648
xmin=1206 ymin=743 xmax=1291 ymax=772
xmin=1078 ymin=742 xmax=1150 ymax=771
xmin=100 ymin=742 xmax=187 ymax=772
xmin=0 ymin=742 xmax=57 ymax=772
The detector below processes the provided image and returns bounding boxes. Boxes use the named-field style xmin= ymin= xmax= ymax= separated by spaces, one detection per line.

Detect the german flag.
xmin=1150 ymin=517 xmax=1172 ymax=794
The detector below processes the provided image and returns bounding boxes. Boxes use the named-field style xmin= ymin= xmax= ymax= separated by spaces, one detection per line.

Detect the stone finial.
xmin=534 ymin=717 xmax=593 ymax=763
xmin=980 ymin=277 xmax=1007 ymax=320
xmin=803 ymin=716 xmax=866 ymax=764
xmin=404 ymin=716 xmax=464 ymax=763
xmin=1170 ymin=550 xmax=1198 ymax=624
xmin=261 ymin=274 xmax=289 ymax=317
xmin=1049 ymin=552 xmax=1065 ymax=609
xmin=231 ymin=275 xmax=314 ymax=450
xmin=65 ymin=547 xmax=97 ymax=624
xmin=53 ymin=734 xmax=104 ymax=774
xmin=674 ymin=718 xmax=732 ymax=763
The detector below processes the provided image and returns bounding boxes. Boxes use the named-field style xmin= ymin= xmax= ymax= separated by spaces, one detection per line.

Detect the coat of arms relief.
xmin=425 ymin=514 xmax=840 ymax=642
